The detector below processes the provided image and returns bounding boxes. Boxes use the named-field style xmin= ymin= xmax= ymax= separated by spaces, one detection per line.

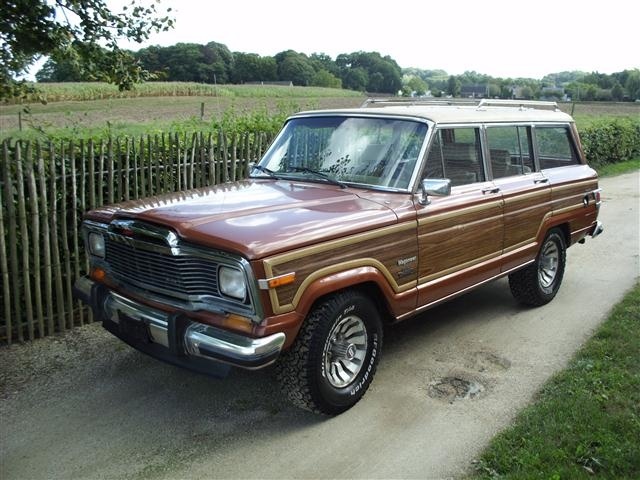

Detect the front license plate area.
xmin=119 ymin=313 xmax=151 ymax=343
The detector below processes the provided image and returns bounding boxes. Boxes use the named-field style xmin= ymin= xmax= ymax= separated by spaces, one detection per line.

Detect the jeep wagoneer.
xmin=74 ymin=99 xmax=603 ymax=414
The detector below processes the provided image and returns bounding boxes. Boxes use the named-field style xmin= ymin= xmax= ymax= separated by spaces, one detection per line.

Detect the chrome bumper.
xmin=73 ymin=276 xmax=285 ymax=371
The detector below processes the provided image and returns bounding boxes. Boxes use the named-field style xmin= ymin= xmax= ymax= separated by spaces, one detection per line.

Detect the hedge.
xmin=580 ymin=118 xmax=640 ymax=166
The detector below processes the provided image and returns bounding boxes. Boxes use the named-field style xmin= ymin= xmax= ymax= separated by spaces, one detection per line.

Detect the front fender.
xmin=292 ymin=266 xmax=417 ymax=320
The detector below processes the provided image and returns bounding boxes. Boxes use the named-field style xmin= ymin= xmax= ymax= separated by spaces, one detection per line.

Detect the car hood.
xmin=85 ymin=180 xmax=399 ymax=259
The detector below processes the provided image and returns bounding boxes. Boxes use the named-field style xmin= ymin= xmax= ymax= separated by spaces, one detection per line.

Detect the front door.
xmin=416 ymin=126 xmax=503 ymax=308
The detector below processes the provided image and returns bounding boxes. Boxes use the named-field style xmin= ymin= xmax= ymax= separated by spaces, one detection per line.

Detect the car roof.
xmin=291 ymin=100 xmax=575 ymax=125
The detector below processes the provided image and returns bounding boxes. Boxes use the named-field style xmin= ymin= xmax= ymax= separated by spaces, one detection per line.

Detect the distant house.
xmin=461 ymin=84 xmax=488 ymax=98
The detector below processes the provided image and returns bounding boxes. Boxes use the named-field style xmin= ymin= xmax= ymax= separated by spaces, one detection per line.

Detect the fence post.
xmin=0 ymin=142 xmax=13 ymax=344
xmin=40 ymin=145 xmax=54 ymax=336
xmin=26 ymin=142 xmax=45 ymax=338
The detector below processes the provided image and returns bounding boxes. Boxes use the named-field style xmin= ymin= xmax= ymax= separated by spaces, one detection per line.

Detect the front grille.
xmin=105 ymin=239 xmax=221 ymax=301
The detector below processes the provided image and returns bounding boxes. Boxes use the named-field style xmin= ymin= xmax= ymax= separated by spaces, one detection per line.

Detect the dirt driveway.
xmin=1 ymin=171 xmax=638 ymax=480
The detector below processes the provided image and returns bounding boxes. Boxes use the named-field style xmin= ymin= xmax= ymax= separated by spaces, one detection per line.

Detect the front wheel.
xmin=276 ymin=290 xmax=383 ymax=415
xmin=509 ymin=228 xmax=567 ymax=306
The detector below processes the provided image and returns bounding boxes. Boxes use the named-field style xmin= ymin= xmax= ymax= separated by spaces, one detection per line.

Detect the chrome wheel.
xmin=323 ymin=315 xmax=368 ymax=388
xmin=538 ymin=239 xmax=559 ymax=288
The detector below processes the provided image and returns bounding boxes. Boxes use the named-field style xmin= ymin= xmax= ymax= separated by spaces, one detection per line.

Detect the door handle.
xmin=534 ymin=178 xmax=549 ymax=184
xmin=482 ymin=187 xmax=500 ymax=194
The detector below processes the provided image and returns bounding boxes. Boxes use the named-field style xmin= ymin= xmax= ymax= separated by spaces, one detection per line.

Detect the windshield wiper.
xmin=288 ymin=166 xmax=347 ymax=189
xmin=251 ymin=164 xmax=281 ymax=179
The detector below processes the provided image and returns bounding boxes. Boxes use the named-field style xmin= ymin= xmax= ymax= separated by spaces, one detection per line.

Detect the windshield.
xmin=255 ymin=116 xmax=428 ymax=190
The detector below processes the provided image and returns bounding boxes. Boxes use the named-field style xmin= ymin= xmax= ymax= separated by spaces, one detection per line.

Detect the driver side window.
xmin=424 ymin=127 xmax=485 ymax=187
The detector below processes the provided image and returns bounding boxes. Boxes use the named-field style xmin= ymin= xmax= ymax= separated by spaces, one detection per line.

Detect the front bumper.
xmin=73 ymin=276 xmax=286 ymax=376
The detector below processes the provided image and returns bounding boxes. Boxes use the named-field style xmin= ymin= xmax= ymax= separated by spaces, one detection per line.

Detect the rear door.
xmin=416 ymin=126 xmax=503 ymax=307
xmin=485 ymin=125 xmax=552 ymax=272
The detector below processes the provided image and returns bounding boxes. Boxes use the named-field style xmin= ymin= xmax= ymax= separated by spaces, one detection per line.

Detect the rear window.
xmin=486 ymin=126 xmax=535 ymax=178
xmin=536 ymin=126 xmax=580 ymax=169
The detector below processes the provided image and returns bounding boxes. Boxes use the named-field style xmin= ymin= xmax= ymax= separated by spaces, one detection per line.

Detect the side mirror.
xmin=419 ymin=178 xmax=451 ymax=205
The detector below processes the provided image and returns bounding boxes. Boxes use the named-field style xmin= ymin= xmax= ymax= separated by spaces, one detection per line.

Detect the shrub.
xmin=580 ymin=118 xmax=640 ymax=166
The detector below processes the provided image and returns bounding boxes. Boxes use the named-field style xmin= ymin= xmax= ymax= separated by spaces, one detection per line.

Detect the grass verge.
xmin=595 ymin=158 xmax=640 ymax=177
xmin=472 ymin=283 xmax=640 ymax=479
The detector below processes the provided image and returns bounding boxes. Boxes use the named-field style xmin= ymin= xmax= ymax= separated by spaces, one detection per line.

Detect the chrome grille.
xmin=105 ymin=239 xmax=220 ymax=300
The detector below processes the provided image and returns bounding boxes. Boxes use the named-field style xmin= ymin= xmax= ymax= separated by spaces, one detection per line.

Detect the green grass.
xmin=472 ymin=284 xmax=640 ymax=479
xmin=595 ymin=158 xmax=640 ymax=177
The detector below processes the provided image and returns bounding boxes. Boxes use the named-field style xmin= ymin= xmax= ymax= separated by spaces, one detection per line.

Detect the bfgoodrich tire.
xmin=509 ymin=228 xmax=567 ymax=306
xmin=276 ymin=290 xmax=383 ymax=415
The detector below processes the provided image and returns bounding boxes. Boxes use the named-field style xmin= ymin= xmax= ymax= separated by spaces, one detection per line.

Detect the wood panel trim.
xmin=263 ymin=221 xmax=415 ymax=268
xmin=417 ymin=200 xmax=502 ymax=226
xmin=418 ymin=250 xmax=500 ymax=284
xmin=268 ymin=258 xmax=417 ymax=314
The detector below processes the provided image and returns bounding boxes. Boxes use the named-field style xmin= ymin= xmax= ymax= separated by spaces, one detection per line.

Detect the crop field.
xmin=0 ymin=83 xmax=365 ymax=141
xmin=1 ymin=82 xmax=638 ymax=141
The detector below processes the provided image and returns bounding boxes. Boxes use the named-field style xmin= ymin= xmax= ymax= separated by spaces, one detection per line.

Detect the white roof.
xmin=293 ymin=105 xmax=575 ymax=125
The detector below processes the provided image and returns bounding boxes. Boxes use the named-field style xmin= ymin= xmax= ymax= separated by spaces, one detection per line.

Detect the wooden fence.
xmin=0 ymin=130 xmax=274 ymax=344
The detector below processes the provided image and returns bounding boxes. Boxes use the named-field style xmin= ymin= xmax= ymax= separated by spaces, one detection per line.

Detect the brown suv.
xmin=74 ymin=99 xmax=603 ymax=414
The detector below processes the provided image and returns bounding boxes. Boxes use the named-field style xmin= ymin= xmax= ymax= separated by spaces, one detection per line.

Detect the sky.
xmin=50 ymin=0 xmax=640 ymax=80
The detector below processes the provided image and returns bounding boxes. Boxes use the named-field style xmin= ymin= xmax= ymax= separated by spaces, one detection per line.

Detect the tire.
xmin=509 ymin=228 xmax=566 ymax=306
xmin=276 ymin=290 xmax=383 ymax=415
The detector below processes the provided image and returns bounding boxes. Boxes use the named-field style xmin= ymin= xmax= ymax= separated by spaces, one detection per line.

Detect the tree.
xmin=405 ymin=76 xmax=428 ymax=96
xmin=447 ymin=76 xmax=461 ymax=97
xmin=35 ymin=57 xmax=87 ymax=82
xmin=336 ymin=52 xmax=402 ymax=93
xmin=624 ymin=69 xmax=640 ymax=100
xmin=1 ymin=0 xmax=174 ymax=101
xmin=231 ymin=53 xmax=277 ymax=83
xmin=310 ymin=69 xmax=341 ymax=89
xmin=274 ymin=50 xmax=315 ymax=86
xmin=611 ymin=83 xmax=624 ymax=101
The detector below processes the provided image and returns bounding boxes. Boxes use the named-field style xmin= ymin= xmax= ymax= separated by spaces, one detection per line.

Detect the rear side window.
xmin=536 ymin=126 xmax=580 ymax=169
xmin=486 ymin=126 xmax=534 ymax=178
xmin=425 ymin=127 xmax=485 ymax=186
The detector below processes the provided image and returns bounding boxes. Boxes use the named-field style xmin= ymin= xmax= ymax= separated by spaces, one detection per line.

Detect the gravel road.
xmin=1 ymin=171 xmax=638 ymax=480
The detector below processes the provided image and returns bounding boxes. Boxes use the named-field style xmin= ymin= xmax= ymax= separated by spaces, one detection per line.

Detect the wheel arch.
xmin=292 ymin=266 xmax=404 ymax=324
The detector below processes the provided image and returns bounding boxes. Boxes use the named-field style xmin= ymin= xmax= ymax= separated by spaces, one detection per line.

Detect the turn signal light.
xmin=222 ymin=314 xmax=253 ymax=334
xmin=266 ymin=272 xmax=296 ymax=289
xmin=90 ymin=267 xmax=106 ymax=281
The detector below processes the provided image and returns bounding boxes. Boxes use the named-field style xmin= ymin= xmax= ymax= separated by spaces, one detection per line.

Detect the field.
xmin=2 ymin=82 xmax=638 ymax=141
xmin=0 ymin=83 xmax=365 ymax=141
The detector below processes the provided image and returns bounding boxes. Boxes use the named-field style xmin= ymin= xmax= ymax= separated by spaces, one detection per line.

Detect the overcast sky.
xmin=112 ymin=0 xmax=638 ymax=79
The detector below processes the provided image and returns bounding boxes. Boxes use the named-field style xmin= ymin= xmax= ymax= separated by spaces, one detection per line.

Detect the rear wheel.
xmin=276 ymin=290 xmax=383 ymax=415
xmin=509 ymin=229 xmax=566 ymax=306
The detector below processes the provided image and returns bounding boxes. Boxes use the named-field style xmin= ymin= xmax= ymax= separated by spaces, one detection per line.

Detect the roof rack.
xmin=360 ymin=97 xmax=477 ymax=108
xmin=477 ymin=99 xmax=560 ymax=111
xmin=361 ymin=97 xmax=560 ymax=111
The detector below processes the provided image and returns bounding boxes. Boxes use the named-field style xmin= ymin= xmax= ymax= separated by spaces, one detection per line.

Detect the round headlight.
xmin=219 ymin=266 xmax=247 ymax=300
xmin=89 ymin=232 xmax=105 ymax=258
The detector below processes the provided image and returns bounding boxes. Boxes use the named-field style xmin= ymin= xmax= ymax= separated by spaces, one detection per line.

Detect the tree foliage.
xmin=1 ymin=0 xmax=174 ymax=101
xmin=136 ymin=42 xmax=233 ymax=84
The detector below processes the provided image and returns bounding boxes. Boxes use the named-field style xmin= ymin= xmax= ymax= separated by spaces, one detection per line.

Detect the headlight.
xmin=88 ymin=232 xmax=105 ymax=258
xmin=219 ymin=266 xmax=247 ymax=300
